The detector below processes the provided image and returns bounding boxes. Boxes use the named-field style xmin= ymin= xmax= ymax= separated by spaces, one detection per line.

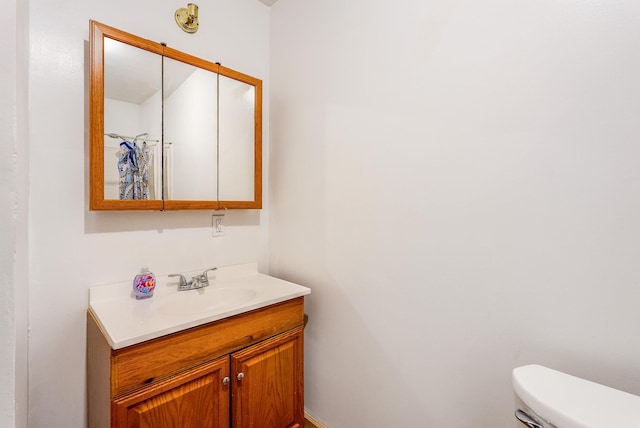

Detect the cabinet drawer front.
xmin=111 ymin=297 xmax=304 ymax=397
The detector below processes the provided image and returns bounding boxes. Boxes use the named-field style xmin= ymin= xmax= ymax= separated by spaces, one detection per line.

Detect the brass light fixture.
xmin=175 ymin=3 xmax=199 ymax=33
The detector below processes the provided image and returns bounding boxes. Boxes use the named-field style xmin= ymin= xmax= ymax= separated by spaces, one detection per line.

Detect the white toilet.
xmin=512 ymin=364 xmax=640 ymax=428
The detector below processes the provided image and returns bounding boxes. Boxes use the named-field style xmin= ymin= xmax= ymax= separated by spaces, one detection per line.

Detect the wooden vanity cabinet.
xmin=87 ymin=297 xmax=305 ymax=428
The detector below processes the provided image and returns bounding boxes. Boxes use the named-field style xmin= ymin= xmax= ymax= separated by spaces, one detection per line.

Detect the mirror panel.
xmin=103 ymin=38 xmax=163 ymax=201
xmin=163 ymin=56 xmax=218 ymax=201
xmin=219 ymin=75 xmax=255 ymax=202
xmin=90 ymin=21 xmax=165 ymax=210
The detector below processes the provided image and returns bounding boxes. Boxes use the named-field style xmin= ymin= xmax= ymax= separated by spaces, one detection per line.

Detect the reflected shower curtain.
xmin=118 ymin=141 xmax=154 ymax=200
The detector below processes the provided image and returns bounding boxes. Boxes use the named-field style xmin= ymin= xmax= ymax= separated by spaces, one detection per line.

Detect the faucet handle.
xmin=168 ymin=274 xmax=188 ymax=288
xmin=197 ymin=267 xmax=217 ymax=287
xmin=201 ymin=267 xmax=218 ymax=277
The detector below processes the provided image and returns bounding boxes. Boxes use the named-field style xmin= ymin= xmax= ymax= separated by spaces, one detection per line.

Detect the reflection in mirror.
xmin=103 ymin=38 xmax=162 ymax=200
xmin=163 ymin=56 xmax=218 ymax=201
xmin=219 ymin=75 xmax=255 ymax=202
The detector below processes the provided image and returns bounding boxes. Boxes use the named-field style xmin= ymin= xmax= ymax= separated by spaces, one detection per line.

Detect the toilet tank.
xmin=512 ymin=365 xmax=640 ymax=428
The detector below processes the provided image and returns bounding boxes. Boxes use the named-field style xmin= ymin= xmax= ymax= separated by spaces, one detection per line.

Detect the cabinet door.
xmin=231 ymin=326 xmax=304 ymax=428
xmin=112 ymin=356 xmax=230 ymax=428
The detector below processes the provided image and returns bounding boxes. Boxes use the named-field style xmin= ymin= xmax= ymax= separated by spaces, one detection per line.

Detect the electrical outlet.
xmin=212 ymin=214 xmax=225 ymax=237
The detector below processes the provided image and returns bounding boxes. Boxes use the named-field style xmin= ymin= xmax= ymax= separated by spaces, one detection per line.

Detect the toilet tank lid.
xmin=512 ymin=365 xmax=640 ymax=428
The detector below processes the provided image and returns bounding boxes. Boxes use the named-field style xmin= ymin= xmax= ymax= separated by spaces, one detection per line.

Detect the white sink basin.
xmin=158 ymin=287 xmax=257 ymax=316
xmin=88 ymin=263 xmax=311 ymax=349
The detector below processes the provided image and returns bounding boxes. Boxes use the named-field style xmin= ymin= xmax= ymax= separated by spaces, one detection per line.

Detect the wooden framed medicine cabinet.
xmin=89 ymin=20 xmax=262 ymax=210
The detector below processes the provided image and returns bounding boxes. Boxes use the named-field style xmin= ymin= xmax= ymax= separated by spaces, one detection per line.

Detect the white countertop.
xmin=88 ymin=263 xmax=311 ymax=349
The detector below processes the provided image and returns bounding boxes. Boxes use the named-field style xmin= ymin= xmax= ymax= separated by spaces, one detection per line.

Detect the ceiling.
xmin=258 ymin=0 xmax=279 ymax=5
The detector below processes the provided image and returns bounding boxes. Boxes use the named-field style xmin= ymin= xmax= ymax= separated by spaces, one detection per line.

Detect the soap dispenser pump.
xmin=133 ymin=266 xmax=156 ymax=299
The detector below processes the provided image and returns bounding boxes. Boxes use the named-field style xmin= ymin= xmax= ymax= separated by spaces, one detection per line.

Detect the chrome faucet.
xmin=169 ymin=267 xmax=218 ymax=291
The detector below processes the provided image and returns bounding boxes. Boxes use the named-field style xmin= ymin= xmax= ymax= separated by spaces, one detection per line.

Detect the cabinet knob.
xmin=237 ymin=372 xmax=245 ymax=381
xmin=222 ymin=377 xmax=230 ymax=385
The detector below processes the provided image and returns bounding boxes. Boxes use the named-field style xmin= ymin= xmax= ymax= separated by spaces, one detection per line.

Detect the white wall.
xmin=28 ymin=0 xmax=269 ymax=427
xmin=1 ymin=0 xmax=29 ymax=426
xmin=269 ymin=0 xmax=640 ymax=426
xmin=0 ymin=4 xmax=18 ymax=424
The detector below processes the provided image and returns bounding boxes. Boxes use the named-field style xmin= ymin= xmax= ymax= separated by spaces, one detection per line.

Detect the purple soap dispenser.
xmin=133 ymin=266 xmax=156 ymax=299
